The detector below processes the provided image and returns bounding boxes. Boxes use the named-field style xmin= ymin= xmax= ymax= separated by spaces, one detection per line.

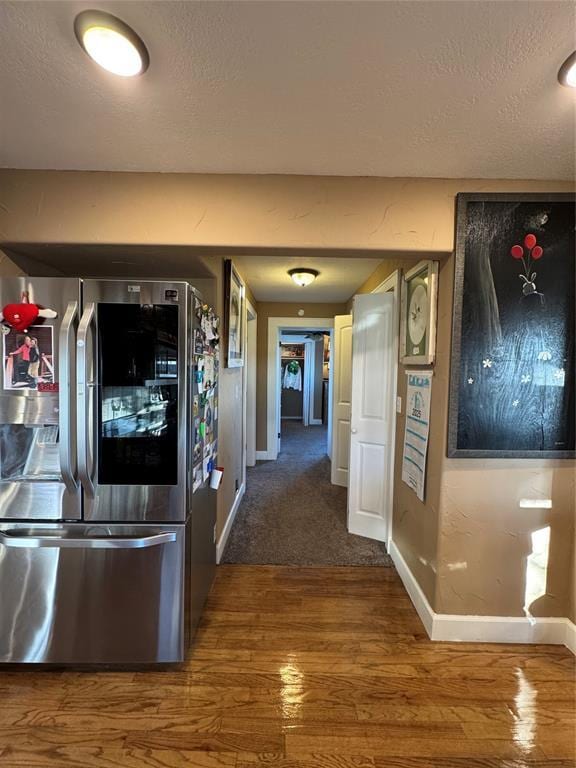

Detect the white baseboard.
xmin=389 ymin=540 xmax=575 ymax=654
xmin=310 ymin=418 xmax=323 ymax=426
xmin=255 ymin=450 xmax=275 ymax=461
xmin=564 ymin=618 xmax=576 ymax=654
xmin=389 ymin=540 xmax=434 ymax=637
xmin=216 ymin=483 xmax=245 ymax=564
xmin=432 ymin=614 xmax=575 ymax=647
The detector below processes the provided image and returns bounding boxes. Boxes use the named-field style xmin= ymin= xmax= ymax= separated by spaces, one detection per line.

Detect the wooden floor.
xmin=0 ymin=565 xmax=574 ymax=767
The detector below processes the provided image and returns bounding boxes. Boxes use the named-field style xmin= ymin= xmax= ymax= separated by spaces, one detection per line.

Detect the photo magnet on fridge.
xmin=3 ymin=325 xmax=55 ymax=391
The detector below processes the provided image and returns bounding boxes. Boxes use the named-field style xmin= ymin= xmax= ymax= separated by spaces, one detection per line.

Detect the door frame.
xmin=279 ymin=335 xmax=312 ymax=426
xmin=370 ymin=270 xmax=400 ymax=549
xmin=266 ymin=317 xmax=334 ymax=461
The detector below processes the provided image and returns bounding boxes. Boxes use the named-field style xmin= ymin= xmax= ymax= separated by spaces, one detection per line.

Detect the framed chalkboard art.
xmin=448 ymin=193 xmax=575 ymax=458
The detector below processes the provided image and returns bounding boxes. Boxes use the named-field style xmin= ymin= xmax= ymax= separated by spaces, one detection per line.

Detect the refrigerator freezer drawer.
xmin=0 ymin=522 xmax=188 ymax=664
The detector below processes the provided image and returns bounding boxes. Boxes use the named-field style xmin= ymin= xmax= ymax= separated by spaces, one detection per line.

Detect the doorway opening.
xmin=279 ymin=328 xmax=331 ymax=460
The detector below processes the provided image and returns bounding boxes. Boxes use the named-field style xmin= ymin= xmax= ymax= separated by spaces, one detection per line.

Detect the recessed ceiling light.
xmin=288 ymin=268 xmax=319 ymax=287
xmin=74 ymin=10 xmax=149 ymax=77
xmin=558 ymin=50 xmax=576 ymax=88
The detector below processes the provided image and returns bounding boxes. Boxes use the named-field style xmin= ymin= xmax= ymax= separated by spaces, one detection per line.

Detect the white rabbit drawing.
xmin=519 ymin=272 xmax=544 ymax=304
xmin=519 ymin=272 xmax=537 ymax=296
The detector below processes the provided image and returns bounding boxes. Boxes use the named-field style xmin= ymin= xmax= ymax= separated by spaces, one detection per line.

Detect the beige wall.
xmin=354 ymin=242 xmax=575 ymax=622
xmin=191 ymin=263 xmax=251 ymax=537
xmin=1 ymin=170 xmax=568 ymax=255
xmin=255 ymin=302 xmax=347 ymax=451
xmin=0 ymin=169 xmax=573 ymax=619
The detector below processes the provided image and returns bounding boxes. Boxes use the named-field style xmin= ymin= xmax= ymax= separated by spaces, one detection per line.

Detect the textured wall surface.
xmin=0 ymin=1 xmax=574 ymax=179
xmin=0 ymin=171 xmax=573 ymax=256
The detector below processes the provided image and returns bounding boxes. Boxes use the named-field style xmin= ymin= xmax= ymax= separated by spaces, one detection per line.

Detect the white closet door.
xmin=348 ymin=293 xmax=394 ymax=541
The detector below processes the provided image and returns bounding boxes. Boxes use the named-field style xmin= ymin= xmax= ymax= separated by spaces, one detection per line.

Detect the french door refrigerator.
xmin=0 ymin=277 xmax=218 ymax=664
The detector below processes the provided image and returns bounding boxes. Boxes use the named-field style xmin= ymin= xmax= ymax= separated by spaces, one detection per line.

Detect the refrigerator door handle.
xmin=58 ymin=300 xmax=78 ymax=493
xmin=77 ymin=302 xmax=96 ymax=498
xmin=0 ymin=530 xmax=176 ymax=549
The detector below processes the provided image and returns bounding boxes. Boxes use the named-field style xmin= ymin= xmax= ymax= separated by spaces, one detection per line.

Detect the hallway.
xmin=222 ymin=421 xmax=392 ymax=566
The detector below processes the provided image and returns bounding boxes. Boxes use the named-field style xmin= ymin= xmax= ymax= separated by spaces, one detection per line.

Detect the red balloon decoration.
xmin=531 ymin=245 xmax=543 ymax=260
xmin=510 ymin=244 xmax=524 ymax=259
xmin=524 ymin=233 xmax=537 ymax=250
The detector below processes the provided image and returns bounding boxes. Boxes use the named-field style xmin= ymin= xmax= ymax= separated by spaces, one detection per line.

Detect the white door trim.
xmin=267 ymin=317 xmax=335 ymax=460
xmin=371 ymin=270 xmax=401 ymax=550
xmin=278 ymin=340 xmax=313 ymax=427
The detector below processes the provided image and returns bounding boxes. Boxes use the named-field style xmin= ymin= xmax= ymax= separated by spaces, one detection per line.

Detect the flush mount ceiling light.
xmin=288 ymin=268 xmax=319 ymax=287
xmin=74 ymin=10 xmax=149 ymax=77
xmin=558 ymin=50 xmax=576 ymax=88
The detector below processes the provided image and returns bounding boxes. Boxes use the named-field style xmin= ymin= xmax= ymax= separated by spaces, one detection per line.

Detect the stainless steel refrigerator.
xmin=0 ymin=277 xmax=218 ymax=664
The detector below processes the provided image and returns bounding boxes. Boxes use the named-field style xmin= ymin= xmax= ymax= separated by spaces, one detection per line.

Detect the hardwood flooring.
xmin=0 ymin=565 xmax=574 ymax=767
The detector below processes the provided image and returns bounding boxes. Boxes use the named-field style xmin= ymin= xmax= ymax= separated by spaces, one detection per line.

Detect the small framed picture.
xmin=224 ymin=260 xmax=245 ymax=368
xmin=400 ymin=260 xmax=438 ymax=365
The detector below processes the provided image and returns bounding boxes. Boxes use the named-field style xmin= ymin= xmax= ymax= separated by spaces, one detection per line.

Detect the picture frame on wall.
xmin=224 ymin=259 xmax=245 ymax=368
xmin=448 ymin=192 xmax=575 ymax=458
xmin=400 ymin=259 xmax=438 ymax=365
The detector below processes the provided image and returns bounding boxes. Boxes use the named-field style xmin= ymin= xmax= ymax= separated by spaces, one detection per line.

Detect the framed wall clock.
xmin=400 ymin=259 xmax=438 ymax=365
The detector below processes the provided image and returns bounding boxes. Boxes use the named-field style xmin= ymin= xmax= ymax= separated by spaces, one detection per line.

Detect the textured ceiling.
xmin=0 ymin=1 xmax=574 ymax=179
xmin=233 ymin=256 xmax=382 ymax=302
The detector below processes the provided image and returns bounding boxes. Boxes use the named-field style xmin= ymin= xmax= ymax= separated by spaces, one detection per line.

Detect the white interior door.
xmin=348 ymin=293 xmax=395 ymax=541
xmin=330 ymin=314 xmax=353 ymax=487
xmin=245 ymin=314 xmax=257 ymax=467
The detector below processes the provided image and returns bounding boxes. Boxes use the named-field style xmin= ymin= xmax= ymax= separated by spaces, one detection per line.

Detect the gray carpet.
xmin=222 ymin=420 xmax=393 ymax=566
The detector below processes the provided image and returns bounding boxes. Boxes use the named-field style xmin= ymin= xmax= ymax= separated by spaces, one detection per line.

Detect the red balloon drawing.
xmin=524 ymin=233 xmax=537 ymax=250
xmin=510 ymin=244 xmax=524 ymax=259
xmin=531 ymin=245 xmax=543 ymax=260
